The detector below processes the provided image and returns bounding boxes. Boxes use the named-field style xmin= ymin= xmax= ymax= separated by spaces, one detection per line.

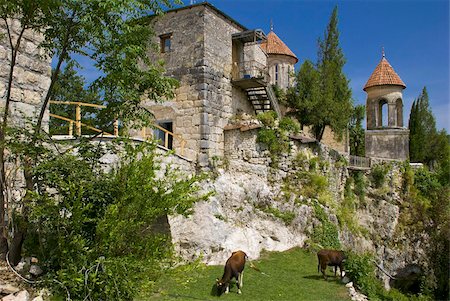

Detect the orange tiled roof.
xmin=261 ymin=31 xmax=298 ymax=63
xmin=363 ymin=57 xmax=406 ymax=91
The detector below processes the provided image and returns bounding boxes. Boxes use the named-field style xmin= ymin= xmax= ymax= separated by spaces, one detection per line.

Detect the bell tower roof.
xmin=260 ymin=31 xmax=298 ymax=63
xmin=363 ymin=53 xmax=406 ymax=91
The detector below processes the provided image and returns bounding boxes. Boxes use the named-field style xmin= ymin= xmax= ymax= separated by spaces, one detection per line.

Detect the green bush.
xmin=27 ymin=141 xmax=209 ymax=300
xmin=370 ymin=164 xmax=389 ymax=188
xmin=311 ymin=203 xmax=340 ymax=249
xmin=344 ymin=252 xmax=381 ymax=297
xmin=279 ymin=117 xmax=300 ymax=133
xmin=257 ymin=111 xmax=277 ymax=127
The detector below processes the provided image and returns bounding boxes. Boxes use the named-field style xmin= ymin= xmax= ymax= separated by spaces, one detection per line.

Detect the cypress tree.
xmin=315 ymin=6 xmax=353 ymax=141
xmin=287 ymin=6 xmax=353 ymax=142
xmin=409 ymin=87 xmax=437 ymax=164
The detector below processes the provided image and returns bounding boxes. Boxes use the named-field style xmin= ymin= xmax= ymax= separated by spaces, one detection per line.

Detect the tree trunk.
xmin=0 ymin=236 xmax=7 ymax=260
xmin=8 ymin=230 xmax=24 ymax=266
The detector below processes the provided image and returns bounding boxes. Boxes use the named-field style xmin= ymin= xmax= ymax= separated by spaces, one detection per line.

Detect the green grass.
xmin=141 ymin=247 xmax=350 ymax=301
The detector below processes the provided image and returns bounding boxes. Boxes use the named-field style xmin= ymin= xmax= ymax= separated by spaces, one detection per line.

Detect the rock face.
xmin=168 ymin=127 xmax=431 ymax=292
xmin=169 ymin=170 xmax=309 ymax=264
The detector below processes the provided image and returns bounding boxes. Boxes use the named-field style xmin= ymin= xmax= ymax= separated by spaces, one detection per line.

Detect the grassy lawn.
xmin=141 ymin=247 xmax=350 ymax=301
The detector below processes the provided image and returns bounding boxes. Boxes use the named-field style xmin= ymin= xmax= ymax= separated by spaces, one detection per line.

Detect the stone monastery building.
xmin=140 ymin=2 xmax=409 ymax=165
xmin=142 ymin=2 xmax=349 ymax=167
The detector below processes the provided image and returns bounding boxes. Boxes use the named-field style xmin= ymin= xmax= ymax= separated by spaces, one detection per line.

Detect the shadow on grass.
xmin=166 ymin=293 xmax=216 ymax=300
xmin=303 ymin=275 xmax=343 ymax=283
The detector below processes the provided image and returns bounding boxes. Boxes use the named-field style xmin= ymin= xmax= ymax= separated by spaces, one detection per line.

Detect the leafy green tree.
xmin=0 ymin=0 xmax=179 ymax=262
xmin=287 ymin=6 xmax=352 ymax=141
xmin=286 ymin=60 xmax=321 ymax=129
xmin=349 ymin=105 xmax=365 ymax=156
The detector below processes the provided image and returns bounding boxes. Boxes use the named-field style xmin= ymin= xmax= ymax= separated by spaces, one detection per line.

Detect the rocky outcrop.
xmin=168 ymin=127 xmax=431 ymax=294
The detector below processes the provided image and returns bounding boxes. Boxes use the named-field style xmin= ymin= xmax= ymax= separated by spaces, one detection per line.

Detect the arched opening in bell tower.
xmin=378 ymin=99 xmax=388 ymax=127
xmin=395 ymin=98 xmax=403 ymax=127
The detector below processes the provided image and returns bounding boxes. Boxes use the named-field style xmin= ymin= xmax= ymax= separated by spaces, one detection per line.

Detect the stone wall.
xmin=365 ymin=129 xmax=409 ymax=160
xmin=145 ymin=4 xmax=250 ymax=167
xmin=0 ymin=19 xmax=51 ymax=129
xmin=303 ymin=125 xmax=349 ymax=154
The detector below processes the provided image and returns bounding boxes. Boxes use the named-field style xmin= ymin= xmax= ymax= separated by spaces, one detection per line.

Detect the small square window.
xmin=160 ymin=33 xmax=172 ymax=53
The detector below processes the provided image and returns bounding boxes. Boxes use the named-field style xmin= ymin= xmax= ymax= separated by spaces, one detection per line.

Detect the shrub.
xmin=311 ymin=203 xmax=340 ymax=249
xmin=370 ymin=164 xmax=389 ymax=188
xmin=257 ymin=111 xmax=277 ymax=127
xmin=27 ymin=141 xmax=209 ymax=300
xmin=344 ymin=252 xmax=381 ymax=297
xmin=279 ymin=117 xmax=300 ymax=133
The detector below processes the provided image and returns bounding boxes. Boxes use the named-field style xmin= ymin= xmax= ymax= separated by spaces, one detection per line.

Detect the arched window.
xmin=378 ymin=99 xmax=388 ymax=127
xmin=275 ymin=64 xmax=279 ymax=85
xmin=287 ymin=66 xmax=291 ymax=88
xmin=396 ymin=98 xmax=403 ymax=127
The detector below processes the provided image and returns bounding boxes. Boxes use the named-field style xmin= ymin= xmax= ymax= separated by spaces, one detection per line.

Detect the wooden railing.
xmin=50 ymin=101 xmax=186 ymax=156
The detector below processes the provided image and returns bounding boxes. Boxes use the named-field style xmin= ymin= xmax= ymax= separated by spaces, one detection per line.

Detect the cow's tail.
xmin=249 ymin=261 xmax=261 ymax=273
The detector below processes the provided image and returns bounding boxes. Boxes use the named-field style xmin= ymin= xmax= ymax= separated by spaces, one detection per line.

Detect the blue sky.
xmin=200 ymin=0 xmax=449 ymax=131
xmin=71 ymin=0 xmax=449 ymax=131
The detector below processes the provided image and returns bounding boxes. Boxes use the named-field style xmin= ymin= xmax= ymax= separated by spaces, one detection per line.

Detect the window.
xmin=160 ymin=33 xmax=172 ymax=53
xmin=275 ymin=64 xmax=279 ymax=85
xmin=154 ymin=121 xmax=173 ymax=149
xmin=287 ymin=66 xmax=291 ymax=88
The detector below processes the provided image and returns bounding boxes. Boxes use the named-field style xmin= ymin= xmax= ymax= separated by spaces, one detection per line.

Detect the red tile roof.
xmin=260 ymin=31 xmax=298 ymax=63
xmin=363 ymin=57 xmax=406 ymax=91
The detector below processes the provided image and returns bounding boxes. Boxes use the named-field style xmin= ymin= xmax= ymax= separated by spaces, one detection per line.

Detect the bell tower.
xmin=363 ymin=51 xmax=409 ymax=160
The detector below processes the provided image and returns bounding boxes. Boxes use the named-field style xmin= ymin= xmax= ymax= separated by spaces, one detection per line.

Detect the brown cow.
xmin=216 ymin=250 xmax=247 ymax=295
xmin=317 ymin=249 xmax=346 ymax=280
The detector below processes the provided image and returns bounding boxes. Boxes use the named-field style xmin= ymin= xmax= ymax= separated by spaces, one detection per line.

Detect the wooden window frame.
xmin=160 ymin=33 xmax=172 ymax=53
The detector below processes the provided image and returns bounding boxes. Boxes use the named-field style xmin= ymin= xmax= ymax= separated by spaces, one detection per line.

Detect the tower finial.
xmin=382 ymin=46 xmax=385 ymax=59
xmin=270 ymin=19 xmax=273 ymax=32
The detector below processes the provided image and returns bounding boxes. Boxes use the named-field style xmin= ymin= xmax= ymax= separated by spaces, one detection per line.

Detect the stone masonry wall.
xmin=0 ymin=18 xmax=51 ymax=129
xmin=146 ymin=5 xmax=248 ymax=166
xmin=202 ymin=6 xmax=243 ymax=163
xmin=144 ymin=6 xmax=207 ymax=161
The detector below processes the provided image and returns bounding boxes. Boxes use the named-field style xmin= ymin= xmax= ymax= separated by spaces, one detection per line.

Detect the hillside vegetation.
xmin=144 ymin=248 xmax=350 ymax=301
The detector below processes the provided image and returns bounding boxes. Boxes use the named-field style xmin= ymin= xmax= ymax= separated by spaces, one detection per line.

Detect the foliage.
xmin=26 ymin=141 xmax=208 ymax=300
xmin=349 ymin=104 xmax=365 ymax=156
xmin=286 ymin=60 xmax=321 ymax=129
xmin=0 ymin=0 xmax=181 ymax=265
xmin=256 ymin=204 xmax=296 ymax=225
xmin=256 ymin=112 xmax=299 ymax=165
xmin=370 ymin=164 xmax=389 ymax=188
xmin=353 ymin=170 xmax=366 ymax=203
xmin=287 ymin=7 xmax=353 ymax=141
xmin=311 ymin=202 xmax=341 ymax=249
xmin=279 ymin=117 xmax=300 ymax=134
xmin=256 ymin=110 xmax=277 ymax=128
xmin=49 ymin=64 xmax=104 ymax=135
xmin=398 ymin=163 xmax=450 ymax=299
xmin=345 ymin=252 xmax=432 ymax=301
xmin=344 ymin=252 xmax=382 ymax=298
xmin=272 ymin=84 xmax=287 ymax=105
xmin=409 ymin=87 xmax=436 ymax=165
